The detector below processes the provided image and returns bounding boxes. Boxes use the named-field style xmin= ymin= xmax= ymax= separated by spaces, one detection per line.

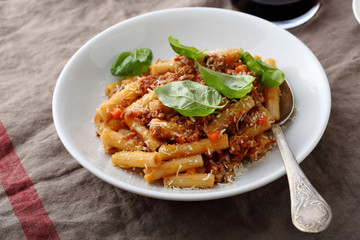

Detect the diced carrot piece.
xmin=226 ymin=57 xmax=234 ymax=65
xmin=253 ymin=55 xmax=262 ymax=60
xmin=207 ymin=130 xmax=221 ymax=143
xmin=235 ymin=65 xmax=248 ymax=73
xmin=258 ymin=115 xmax=268 ymax=126
xmin=110 ymin=107 xmax=122 ymax=119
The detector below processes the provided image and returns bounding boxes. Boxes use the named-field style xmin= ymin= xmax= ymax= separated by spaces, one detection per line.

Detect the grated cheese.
xmin=202 ymin=173 xmax=212 ymax=181
xmin=176 ymin=165 xmax=182 ymax=177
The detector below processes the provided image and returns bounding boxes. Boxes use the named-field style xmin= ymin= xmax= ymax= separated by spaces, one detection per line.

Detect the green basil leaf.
xmin=240 ymin=49 xmax=284 ymax=88
xmin=168 ymin=36 xmax=206 ymax=59
xmin=154 ymin=80 xmax=224 ymax=117
xmin=196 ymin=61 xmax=254 ymax=99
xmin=111 ymin=48 xmax=153 ymax=77
xmin=254 ymin=58 xmax=285 ymax=87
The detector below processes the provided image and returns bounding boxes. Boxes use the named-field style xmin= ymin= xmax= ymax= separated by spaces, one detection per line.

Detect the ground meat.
xmin=148 ymin=121 xmax=174 ymax=142
xmin=248 ymin=82 xmax=265 ymax=106
xmin=204 ymin=152 xmax=239 ymax=183
xmin=224 ymin=69 xmax=237 ymax=75
xmin=204 ymin=53 xmax=226 ymax=72
xmin=173 ymin=55 xmax=196 ymax=69
xmin=124 ymin=107 xmax=151 ymax=125
xmin=156 ymin=72 xmax=182 ymax=86
xmin=135 ymin=75 xmax=157 ymax=95
xmin=149 ymin=100 xmax=177 ymax=119
xmin=168 ymin=115 xmax=203 ymax=144
xmin=228 ymin=134 xmax=253 ymax=162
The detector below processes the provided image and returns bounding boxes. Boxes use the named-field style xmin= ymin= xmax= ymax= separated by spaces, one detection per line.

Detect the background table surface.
xmin=0 ymin=0 xmax=359 ymax=239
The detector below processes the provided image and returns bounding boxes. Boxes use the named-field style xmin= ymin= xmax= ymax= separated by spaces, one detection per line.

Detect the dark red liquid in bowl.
xmin=231 ymin=0 xmax=320 ymax=22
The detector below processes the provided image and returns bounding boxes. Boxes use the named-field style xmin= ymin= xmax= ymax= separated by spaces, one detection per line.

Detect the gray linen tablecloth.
xmin=1 ymin=0 xmax=359 ymax=239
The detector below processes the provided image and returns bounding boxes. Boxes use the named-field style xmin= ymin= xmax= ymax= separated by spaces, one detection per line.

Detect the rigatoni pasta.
xmin=163 ymin=173 xmax=215 ymax=188
xmin=144 ymin=155 xmax=204 ymax=183
xmin=111 ymin=151 xmax=160 ymax=168
xmin=100 ymin=129 xmax=145 ymax=152
xmin=158 ymin=134 xmax=229 ymax=160
xmin=95 ymin=46 xmax=283 ymax=189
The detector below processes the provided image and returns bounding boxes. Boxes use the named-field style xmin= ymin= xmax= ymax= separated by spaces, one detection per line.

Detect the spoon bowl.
xmin=278 ymin=80 xmax=294 ymax=124
xmin=272 ymin=80 xmax=332 ymax=233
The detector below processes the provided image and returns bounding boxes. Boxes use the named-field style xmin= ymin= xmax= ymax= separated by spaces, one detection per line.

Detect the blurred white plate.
xmin=353 ymin=0 xmax=360 ymax=24
xmin=52 ymin=7 xmax=331 ymax=201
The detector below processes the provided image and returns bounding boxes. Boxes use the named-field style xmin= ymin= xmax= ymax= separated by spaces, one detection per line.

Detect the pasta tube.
xmin=124 ymin=91 xmax=163 ymax=151
xmin=100 ymin=129 xmax=145 ymax=152
xmin=158 ymin=134 xmax=229 ymax=160
xmin=205 ymin=96 xmax=255 ymax=133
xmin=150 ymin=58 xmax=180 ymax=75
xmin=96 ymin=80 xmax=139 ymax=121
xmin=163 ymin=173 xmax=215 ymax=188
xmin=144 ymin=155 xmax=203 ymax=183
xmin=111 ymin=151 xmax=160 ymax=168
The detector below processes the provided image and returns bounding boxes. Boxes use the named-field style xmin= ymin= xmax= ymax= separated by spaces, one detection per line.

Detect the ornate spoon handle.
xmin=272 ymin=124 xmax=332 ymax=233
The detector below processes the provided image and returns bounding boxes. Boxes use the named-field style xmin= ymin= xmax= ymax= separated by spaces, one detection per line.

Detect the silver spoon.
xmin=272 ymin=80 xmax=332 ymax=233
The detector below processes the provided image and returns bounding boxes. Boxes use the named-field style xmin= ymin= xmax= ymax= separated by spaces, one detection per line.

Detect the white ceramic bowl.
xmin=52 ymin=7 xmax=331 ymax=201
xmin=353 ymin=0 xmax=360 ymax=24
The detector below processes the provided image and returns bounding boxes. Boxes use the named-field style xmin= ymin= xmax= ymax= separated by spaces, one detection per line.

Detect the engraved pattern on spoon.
xmin=291 ymin=173 xmax=332 ymax=232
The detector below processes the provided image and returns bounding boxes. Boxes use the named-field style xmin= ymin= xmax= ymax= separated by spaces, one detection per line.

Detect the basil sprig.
xmin=168 ymin=36 xmax=206 ymax=59
xmin=168 ymin=36 xmax=254 ymax=98
xmin=240 ymin=49 xmax=284 ymax=88
xmin=111 ymin=48 xmax=153 ymax=77
xmin=154 ymin=81 xmax=224 ymax=117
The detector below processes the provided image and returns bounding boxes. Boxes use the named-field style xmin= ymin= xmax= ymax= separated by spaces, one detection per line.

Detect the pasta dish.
xmin=94 ymin=37 xmax=284 ymax=188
